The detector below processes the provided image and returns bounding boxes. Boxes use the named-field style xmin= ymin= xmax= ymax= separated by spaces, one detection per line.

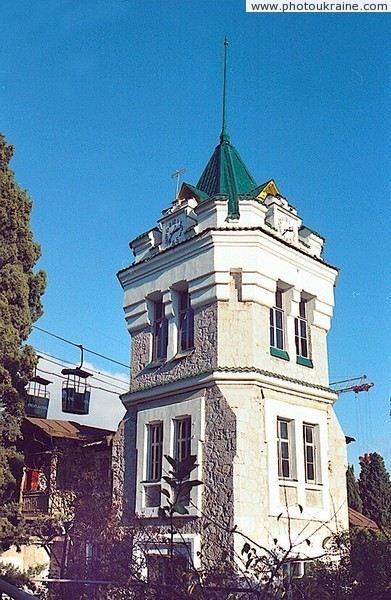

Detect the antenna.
xmin=171 ymin=168 xmax=186 ymax=198
xmin=220 ymin=36 xmax=229 ymax=143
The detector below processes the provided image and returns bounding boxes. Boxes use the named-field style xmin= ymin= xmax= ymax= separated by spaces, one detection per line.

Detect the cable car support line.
xmin=32 ymin=325 xmax=130 ymax=370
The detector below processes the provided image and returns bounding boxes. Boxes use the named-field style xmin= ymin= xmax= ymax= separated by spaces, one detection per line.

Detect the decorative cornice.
xmin=122 ymin=365 xmax=333 ymax=399
xmin=117 ymin=225 xmax=339 ymax=278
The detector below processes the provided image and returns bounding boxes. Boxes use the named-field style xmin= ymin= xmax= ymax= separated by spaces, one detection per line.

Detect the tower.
xmin=116 ymin=43 xmax=348 ymax=571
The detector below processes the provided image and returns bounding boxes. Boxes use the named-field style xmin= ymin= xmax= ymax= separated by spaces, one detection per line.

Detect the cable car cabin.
xmin=61 ymin=368 xmax=91 ymax=415
xmin=26 ymin=376 xmax=52 ymax=419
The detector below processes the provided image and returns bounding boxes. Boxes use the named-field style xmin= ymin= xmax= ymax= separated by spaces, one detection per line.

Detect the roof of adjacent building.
xmin=348 ymin=507 xmax=379 ymax=530
xmin=196 ymin=133 xmax=257 ymax=218
xmin=24 ymin=417 xmax=114 ymax=441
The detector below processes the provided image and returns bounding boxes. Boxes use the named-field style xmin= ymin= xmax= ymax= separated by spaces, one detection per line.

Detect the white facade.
xmin=117 ymin=170 xmax=348 ymax=568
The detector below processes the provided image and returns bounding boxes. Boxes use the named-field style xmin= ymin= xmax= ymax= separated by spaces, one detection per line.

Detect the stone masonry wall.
xmin=114 ymin=383 xmax=237 ymax=568
xmin=130 ymin=302 xmax=218 ymax=392
xmin=202 ymin=385 xmax=237 ymax=565
xmin=112 ymin=407 xmax=138 ymax=518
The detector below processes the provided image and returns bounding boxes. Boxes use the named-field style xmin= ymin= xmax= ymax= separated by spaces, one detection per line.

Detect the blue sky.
xmin=1 ymin=1 xmax=389 ymax=469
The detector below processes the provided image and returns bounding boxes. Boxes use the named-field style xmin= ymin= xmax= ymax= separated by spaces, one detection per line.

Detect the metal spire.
xmin=220 ymin=36 xmax=230 ymax=144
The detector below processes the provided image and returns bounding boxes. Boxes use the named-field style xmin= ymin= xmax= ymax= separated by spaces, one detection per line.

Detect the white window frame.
xmin=136 ymin=395 xmax=204 ymax=517
xmin=152 ymin=298 xmax=168 ymax=362
xmin=303 ymin=423 xmax=321 ymax=484
xmin=137 ymin=533 xmax=201 ymax=582
xmin=143 ymin=421 xmax=164 ymax=509
xmin=177 ymin=289 xmax=194 ymax=353
xmin=265 ymin=399 xmax=330 ymax=520
xmin=174 ymin=416 xmax=192 ymax=463
xmin=277 ymin=418 xmax=296 ymax=480
xmin=85 ymin=541 xmax=98 ymax=568
xmin=146 ymin=422 xmax=163 ymax=482
xmin=270 ymin=288 xmax=285 ymax=350
xmin=295 ymin=297 xmax=310 ymax=359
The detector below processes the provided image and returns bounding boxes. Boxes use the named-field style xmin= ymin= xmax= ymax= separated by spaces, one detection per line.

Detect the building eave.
xmin=120 ymin=366 xmax=336 ymax=408
xmin=117 ymin=224 xmax=339 ymax=283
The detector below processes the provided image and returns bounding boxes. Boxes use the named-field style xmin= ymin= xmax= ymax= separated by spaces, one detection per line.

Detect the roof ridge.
xmin=196 ymin=138 xmax=257 ymax=218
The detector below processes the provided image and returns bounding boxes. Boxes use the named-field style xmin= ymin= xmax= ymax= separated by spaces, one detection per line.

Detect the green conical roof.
xmin=196 ymin=134 xmax=257 ymax=218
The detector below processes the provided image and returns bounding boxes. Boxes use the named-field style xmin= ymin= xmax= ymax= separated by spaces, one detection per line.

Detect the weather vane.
xmin=171 ymin=168 xmax=186 ymax=198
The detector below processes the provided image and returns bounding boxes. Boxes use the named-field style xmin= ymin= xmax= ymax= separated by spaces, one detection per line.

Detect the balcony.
xmin=22 ymin=491 xmax=49 ymax=516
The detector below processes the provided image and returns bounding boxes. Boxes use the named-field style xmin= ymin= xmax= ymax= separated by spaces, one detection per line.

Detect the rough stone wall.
xmin=112 ymin=407 xmax=138 ymax=518
xmin=130 ymin=302 xmax=218 ymax=391
xmin=202 ymin=385 xmax=237 ymax=565
xmin=115 ymin=383 xmax=237 ymax=568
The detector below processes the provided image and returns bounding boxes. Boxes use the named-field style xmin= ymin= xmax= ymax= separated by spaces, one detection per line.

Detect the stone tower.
xmin=116 ymin=45 xmax=348 ymax=571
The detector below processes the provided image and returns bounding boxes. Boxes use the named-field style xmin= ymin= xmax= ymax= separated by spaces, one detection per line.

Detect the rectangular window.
xmin=147 ymin=547 xmax=189 ymax=585
xmin=282 ymin=561 xmax=306 ymax=579
xmin=85 ymin=542 xmax=98 ymax=568
xmin=178 ymin=290 xmax=194 ymax=352
xmin=147 ymin=422 xmax=163 ymax=482
xmin=270 ymin=289 xmax=285 ymax=350
xmin=94 ymin=452 xmax=111 ymax=492
xmin=152 ymin=299 xmax=168 ymax=361
xmin=295 ymin=299 xmax=309 ymax=358
xmin=277 ymin=418 xmax=292 ymax=478
xmin=174 ymin=417 xmax=192 ymax=462
xmin=303 ymin=424 xmax=317 ymax=483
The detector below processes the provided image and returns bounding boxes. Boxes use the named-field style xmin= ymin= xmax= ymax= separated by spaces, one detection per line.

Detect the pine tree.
xmin=0 ymin=133 xmax=46 ymax=551
xmin=358 ymin=452 xmax=391 ymax=528
xmin=346 ymin=464 xmax=362 ymax=513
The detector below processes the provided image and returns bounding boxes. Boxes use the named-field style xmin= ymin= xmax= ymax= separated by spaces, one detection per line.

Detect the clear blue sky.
xmin=1 ymin=1 xmax=389 ymax=469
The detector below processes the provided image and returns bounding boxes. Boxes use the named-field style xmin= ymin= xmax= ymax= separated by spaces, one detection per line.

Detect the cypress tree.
xmin=358 ymin=452 xmax=391 ymax=528
xmin=346 ymin=464 xmax=362 ymax=513
xmin=0 ymin=133 xmax=46 ymax=551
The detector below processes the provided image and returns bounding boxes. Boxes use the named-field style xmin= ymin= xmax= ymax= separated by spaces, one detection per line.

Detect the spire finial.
xmin=220 ymin=36 xmax=230 ymax=144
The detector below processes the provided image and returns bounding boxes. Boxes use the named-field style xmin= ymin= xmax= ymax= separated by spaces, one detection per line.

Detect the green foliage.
xmin=0 ymin=560 xmax=45 ymax=597
xmin=0 ymin=133 xmax=46 ymax=552
xmin=160 ymin=454 xmax=202 ymax=518
xmin=358 ymin=452 xmax=391 ymax=528
xmin=349 ymin=528 xmax=391 ymax=599
xmin=292 ymin=529 xmax=391 ymax=600
xmin=346 ymin=465 xmax=362 ymax=513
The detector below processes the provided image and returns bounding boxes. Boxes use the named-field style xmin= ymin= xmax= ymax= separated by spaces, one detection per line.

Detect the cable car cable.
xmin=32 ymin=325 xmax=130 ymax=370
xmin=36 ymin=351 xmax=129 ymax=388
xmin=37 ymin=368 xmax=127 ymax=396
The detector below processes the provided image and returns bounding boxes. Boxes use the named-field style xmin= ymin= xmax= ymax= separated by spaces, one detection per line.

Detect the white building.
xmin=116 ymin=99 xmax=348 ymax=571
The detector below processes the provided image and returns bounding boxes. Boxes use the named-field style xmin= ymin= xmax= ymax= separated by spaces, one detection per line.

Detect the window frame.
xmin=85 ymin=541 xmax=98 ymax=569
xmin=144 ymin=536 xmax=199 ymax=582
xmin=152 ymin=298 xmax=168 ymax=362
xmin=146 ymin=422 xmax=163 ymax=482
xmin=303 ymin=423 xmax=319 ymax=484
xmin=270 ymin=287 xmax=289 ymax=360
xmin=136 ymin=397 xmax=204 ymax=517
xmin=277 ymin=417 xmax=295 ymax=480
xmin=174 ymin=416 xmax=192 ymax=463
xmin=295 ymin=299 xmax=309 ymax=359
xmin=178 ymin=290 xmax=194 ymax=352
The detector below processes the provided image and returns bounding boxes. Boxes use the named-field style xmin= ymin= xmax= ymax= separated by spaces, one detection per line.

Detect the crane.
xmin=330 ymin=375 xmax=374 ymax=395
xmin=330 ymin=375 xmax=375 ymax=451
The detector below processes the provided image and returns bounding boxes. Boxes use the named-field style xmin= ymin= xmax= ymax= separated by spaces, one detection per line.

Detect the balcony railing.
xmin=22 ymin=491 xmax=49 ymax=515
